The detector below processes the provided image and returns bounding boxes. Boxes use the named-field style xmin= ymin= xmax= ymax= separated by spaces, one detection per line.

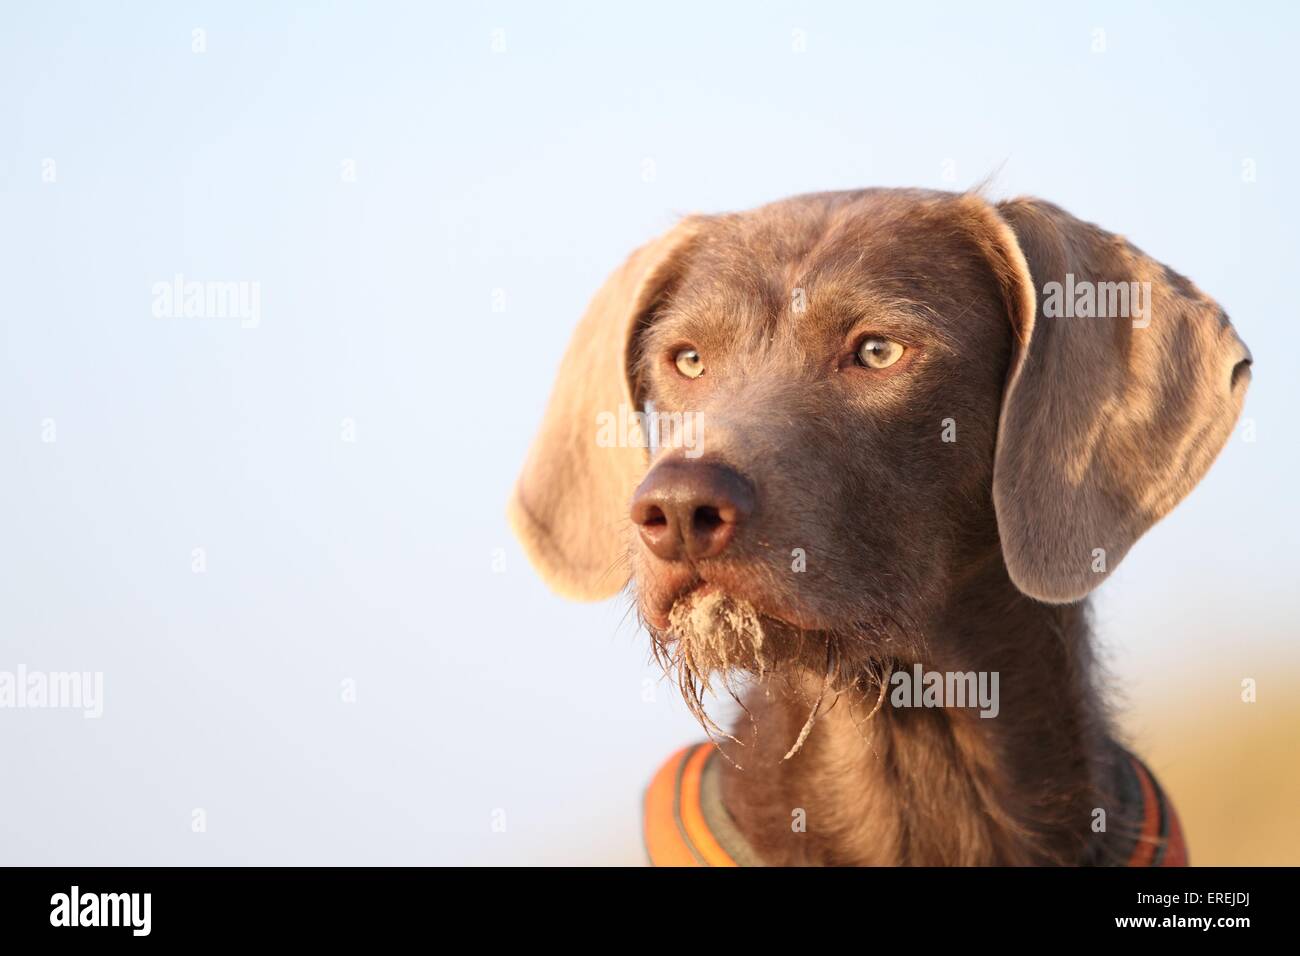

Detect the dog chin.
xmin=652 ymin=588 xmax=782 ymax=680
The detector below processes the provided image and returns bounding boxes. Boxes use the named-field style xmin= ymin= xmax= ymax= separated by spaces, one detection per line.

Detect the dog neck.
xmin=714 ymin=555 xmax=1112 ymax=865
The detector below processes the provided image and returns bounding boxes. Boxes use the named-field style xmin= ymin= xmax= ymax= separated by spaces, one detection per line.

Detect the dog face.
xmin=627 ymin=193 xmax=1016 ymax=680
xmin=509 ymin=189 xmax=1251 ymax=690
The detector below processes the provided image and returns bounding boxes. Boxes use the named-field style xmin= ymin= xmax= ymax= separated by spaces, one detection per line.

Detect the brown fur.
xmin=509 ymin=188 xmax=1251 ymax=865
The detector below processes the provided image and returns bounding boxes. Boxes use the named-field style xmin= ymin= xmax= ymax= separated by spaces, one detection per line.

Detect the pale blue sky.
xmin=1 ymin=1 xmax=1295 ymax=863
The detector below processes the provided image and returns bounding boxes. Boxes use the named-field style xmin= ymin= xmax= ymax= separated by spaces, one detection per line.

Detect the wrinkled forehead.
xmin=655 ymin=193 xmax=1007 ymax=351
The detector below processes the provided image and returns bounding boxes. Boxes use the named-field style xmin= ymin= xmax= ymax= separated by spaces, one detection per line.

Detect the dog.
xmin=508 ymin=189 xmax=1252 ymax=866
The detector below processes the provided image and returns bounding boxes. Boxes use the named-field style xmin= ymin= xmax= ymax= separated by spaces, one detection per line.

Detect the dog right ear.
xmin=978 ymin=196 xmax=1252 ymax=603
xmin=507 ymin=218 xmax=704 ymax=601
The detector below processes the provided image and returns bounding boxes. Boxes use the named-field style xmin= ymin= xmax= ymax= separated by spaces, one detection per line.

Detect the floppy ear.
xmin=507 ymin=218 xmax=703 ymax=600
xmin=987 ymin=197 xmax=1252 ymax=603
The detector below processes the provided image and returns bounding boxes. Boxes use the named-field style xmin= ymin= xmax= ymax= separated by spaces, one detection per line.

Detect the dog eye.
xmin=674 ymin=348 xmax=705 ymax=379
xmin=855 ymin=337 xmax=904 ymax=369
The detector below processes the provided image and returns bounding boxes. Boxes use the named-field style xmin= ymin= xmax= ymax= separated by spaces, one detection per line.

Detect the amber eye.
xmin=855 ymin=337 xmax=905 ymax=369
xmin=673 ymin=347 xmax=705 ymax=379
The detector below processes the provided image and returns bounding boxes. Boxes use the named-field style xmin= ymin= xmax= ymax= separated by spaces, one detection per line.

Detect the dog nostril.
xmin=642 ymin=506 xmax=668 ymax=528
xmin=693 ymin=506 xmax=724 ymax=534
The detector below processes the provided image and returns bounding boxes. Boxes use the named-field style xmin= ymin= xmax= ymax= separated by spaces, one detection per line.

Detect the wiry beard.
xmin=642 ymin=587 xmax=919 ymax=767
xmin=646 ymin=589 xmax=853 ymax=765
xmin=666 ymin=590 xmax=775 ymax=680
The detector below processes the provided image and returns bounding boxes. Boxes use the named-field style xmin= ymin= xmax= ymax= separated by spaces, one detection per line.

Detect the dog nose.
xmin=630 ymin=460 xmax=755 ymax=561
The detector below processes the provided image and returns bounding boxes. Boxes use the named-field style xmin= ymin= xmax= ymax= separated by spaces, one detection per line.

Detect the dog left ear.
xmin=508 ymin=217 xmax=705 ymax=601
xmin=976 ymin=196 xmax=1252 ymax=603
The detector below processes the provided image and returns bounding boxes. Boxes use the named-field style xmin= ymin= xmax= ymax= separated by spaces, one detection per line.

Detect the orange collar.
xmin=644 ymin=742 xmax=1187 ymax=867
xmin=1116 ymin=748 xmax=1188 ymax=866
xmin=643 ymin=743 xmax=739 ymax=867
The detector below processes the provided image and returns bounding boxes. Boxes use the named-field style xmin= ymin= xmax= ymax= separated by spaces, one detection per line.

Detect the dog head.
xmin=509 ymin=189 xmax=1251 ymax=694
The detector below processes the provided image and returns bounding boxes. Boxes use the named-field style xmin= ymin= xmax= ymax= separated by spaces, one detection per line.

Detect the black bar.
xmin=0 ymin=866 xmax=1280 ymax=942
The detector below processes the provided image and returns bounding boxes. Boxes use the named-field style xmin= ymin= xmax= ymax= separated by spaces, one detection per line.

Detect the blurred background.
xmin=1 ymin=1 xmax=1295 ymax=865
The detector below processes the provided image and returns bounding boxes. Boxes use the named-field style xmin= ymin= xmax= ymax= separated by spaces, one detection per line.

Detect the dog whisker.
xmin=782 ymin=640 xmax=835 ymax=761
